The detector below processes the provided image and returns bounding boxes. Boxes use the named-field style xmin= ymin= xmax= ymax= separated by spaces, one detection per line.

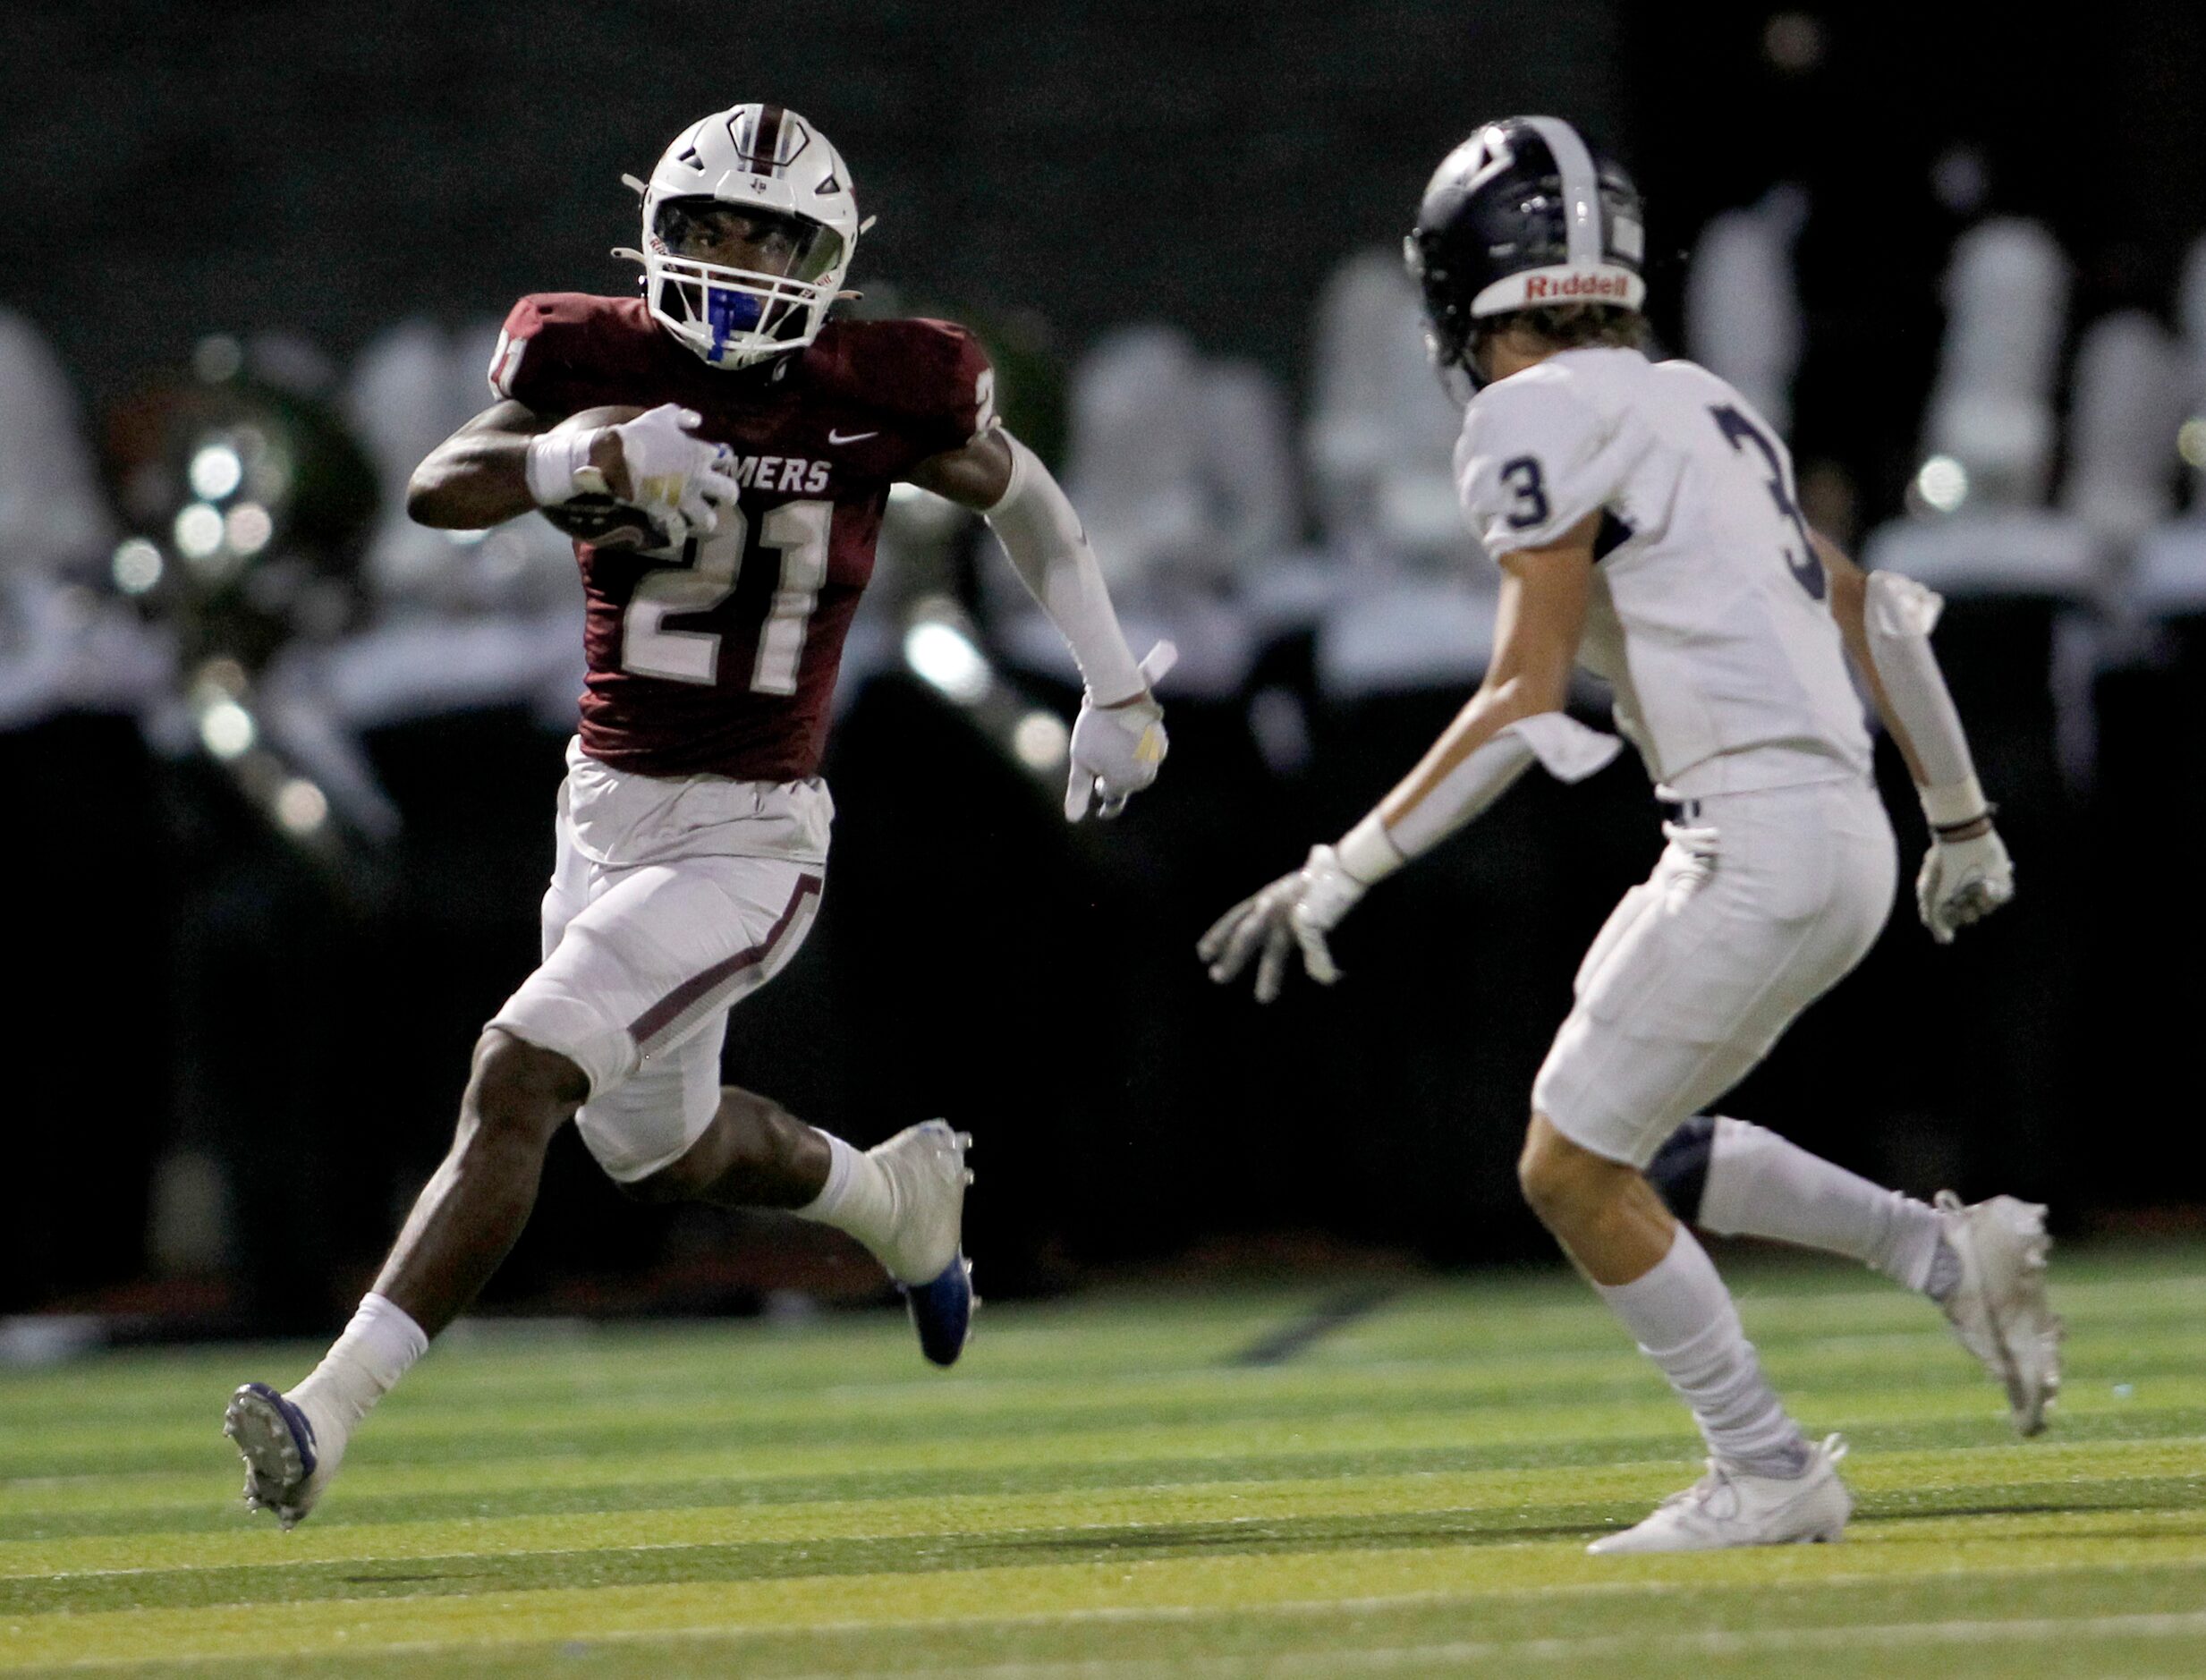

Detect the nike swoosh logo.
xmin=827 ymin=429 xmax=878 ymax=445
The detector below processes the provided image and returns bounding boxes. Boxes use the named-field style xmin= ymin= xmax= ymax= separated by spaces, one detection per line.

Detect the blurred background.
xmin=8 ymin=0 xmax=2206 ymax=1342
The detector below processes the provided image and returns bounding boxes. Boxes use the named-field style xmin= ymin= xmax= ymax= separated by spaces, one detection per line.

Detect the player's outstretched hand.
xmin=1199 ymin=844 xmax=1367 ymax=1004
xmin=1917 ymin=824 xmax=2015 ymax=944
xmin=586 ymin=404 xmax=742 ymax=547
xmin=1065 ymin=642 xmax=1175 ymax=821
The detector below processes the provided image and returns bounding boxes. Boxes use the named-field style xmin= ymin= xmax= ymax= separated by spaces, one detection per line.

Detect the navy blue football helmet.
xmin=1404 ymin=116 xmax=1645 ymax=390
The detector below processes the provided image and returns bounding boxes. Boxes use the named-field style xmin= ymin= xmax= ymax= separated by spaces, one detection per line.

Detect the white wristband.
xmin=1921 ymin=775 xmax=1990 ymax=831
xmin=1335 ymin=813 xmax=1407 ymax=886
xmin=524 ymin=429 xmax=595 ymax=506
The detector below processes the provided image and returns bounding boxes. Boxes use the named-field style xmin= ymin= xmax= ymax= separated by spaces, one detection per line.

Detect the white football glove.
xmin=1065 ymin=641 xmax=1175 ymax=821
xmin=1917 ymin=824 xmax=2015 ymax=944
xmin=581 ymin=403 xmax=741 ymax=548
xmin=1199 ymin=844 xmax=1368 ymax=1004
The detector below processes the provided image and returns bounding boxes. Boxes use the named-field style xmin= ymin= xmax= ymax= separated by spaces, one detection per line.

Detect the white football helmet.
xmin=624 ymin=104 xmax=861 ymax=369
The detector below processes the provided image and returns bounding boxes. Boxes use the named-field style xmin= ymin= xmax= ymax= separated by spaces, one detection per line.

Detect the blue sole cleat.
xmin=899 ymin=1254 xmax=975 ymax=1368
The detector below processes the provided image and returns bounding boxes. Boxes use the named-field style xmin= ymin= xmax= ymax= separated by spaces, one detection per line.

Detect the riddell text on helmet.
xmin=1523 ymin=272 xmax=1632 ymax=300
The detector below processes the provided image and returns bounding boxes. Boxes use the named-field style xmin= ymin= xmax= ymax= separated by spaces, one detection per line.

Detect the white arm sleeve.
xmin=982 ymin=435 xmax=1145 ymax=704
xmin=1862 ymin=570 xmax=1989 ymax=827
xmin=1335 ymin=713 xmax=1624 ymax=884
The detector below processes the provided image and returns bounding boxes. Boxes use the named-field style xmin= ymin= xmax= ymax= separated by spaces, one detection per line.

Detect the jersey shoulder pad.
xmin=487 ymin=293 xmax=655 ymax=410
xmin=817 ymin=317 xmax=997 ymax=458
xmin=1455 ymin=361 xmax=1622 ymax=556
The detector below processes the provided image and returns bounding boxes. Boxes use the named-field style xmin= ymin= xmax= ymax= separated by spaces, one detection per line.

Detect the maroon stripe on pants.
xmin=628 ymin=871 xmax=820 ymax=1048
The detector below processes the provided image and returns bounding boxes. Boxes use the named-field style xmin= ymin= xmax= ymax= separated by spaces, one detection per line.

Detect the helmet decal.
xmin=728 ymin=104 xmax=807 ymax=178
xmin=1452 ymin=129 xmax=1519 ymax=199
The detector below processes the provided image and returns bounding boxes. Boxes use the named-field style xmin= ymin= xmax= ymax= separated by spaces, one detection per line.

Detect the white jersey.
xmin=1454 ymin=346 xmax=1871 ymax=797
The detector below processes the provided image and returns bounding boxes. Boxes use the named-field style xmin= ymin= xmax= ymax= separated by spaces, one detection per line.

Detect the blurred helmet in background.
xmin=102 ymin=341 xmax=378 ymax=673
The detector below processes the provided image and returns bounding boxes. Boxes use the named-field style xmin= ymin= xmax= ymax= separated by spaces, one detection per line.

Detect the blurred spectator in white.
xmin=329 ymin=318 xmax=581 ymax=734
xmin=1064 ymin=325 xmax=1213 ymax=593
xmin=1200 ymin=356 xmax=1301 ymax=581
xmin=2060 ymin=310 xmax=2185 ymax=554
xmin=0 ymin=307 xmax=169 ymax=728
xmin=1922 ymin=218 xmax=2070 ymax=510
xmin=1870 ymin=219 xmax=2093 ymax=598
xmin=995 ymin=324 xmax=1298 ymax=697
xmin=1304 ymin=249 xmax=1494 ymax=698
xmin=0 ymin=308 xmax=113 ymax=578
xmin=1866 ymin=219 xmax=2097 ymax=785
xmin=1685 ymin=183 xmax=1808 ymax=438
xmin=344 ymin=316 xmax=578 ymax=616
xmin=1305 ymin=248 xmax=1465 ymax=573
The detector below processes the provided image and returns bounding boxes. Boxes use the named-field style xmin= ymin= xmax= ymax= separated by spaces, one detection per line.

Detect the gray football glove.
xmin=1917 ymin=826 xmax=2015 ymax=944
xmin=1199 ymin=844 xmax=1369 ymax=1003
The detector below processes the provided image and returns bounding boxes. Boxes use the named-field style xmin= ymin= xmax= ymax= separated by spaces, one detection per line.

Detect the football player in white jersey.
xmin=1203 ymin=116 xmax=2055 ymax=1553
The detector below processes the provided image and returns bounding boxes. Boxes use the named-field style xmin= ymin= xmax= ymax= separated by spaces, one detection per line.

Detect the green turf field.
xmin=2 ymin=1245 xmax=2202 ymax=1677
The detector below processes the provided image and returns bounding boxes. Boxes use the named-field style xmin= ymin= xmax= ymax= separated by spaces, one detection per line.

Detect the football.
xmin=533 ymin=406 xmax=666 ymax=548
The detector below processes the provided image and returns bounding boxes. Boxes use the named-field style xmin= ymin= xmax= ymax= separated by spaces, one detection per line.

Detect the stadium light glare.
xmin=112 ymin=539 xmax=163 ymax=595
xmin=225 ymin=503 xmax=273 ymax=556
xmin=174 ymin=503 xmax=225 ymax=561
xmin=1915 ymin=455 xmax=1969 ymax=513
xmin=275 ymin=778 xmax=330 ymax=835
xmin=199 ymin=700 xmax=255 ymax=760
xmin=191 ymin=657 xmax=249 ymax=701
xmin=904 ymin=619 xmax=992 ymax=705
xmin=1761 ymin=12 xmax=1826 ymax=72
xmin=188 ymin=443 xmax=243 ymax=501
xmin=192 ymin=335 xmax=243 ymax=383
xmin=1012 ymin=709 xmax=1070 ymax=769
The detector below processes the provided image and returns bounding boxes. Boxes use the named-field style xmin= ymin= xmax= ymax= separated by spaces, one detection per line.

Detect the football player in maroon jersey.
xmin=226 ymin=103 xmax=1170 ymax=1527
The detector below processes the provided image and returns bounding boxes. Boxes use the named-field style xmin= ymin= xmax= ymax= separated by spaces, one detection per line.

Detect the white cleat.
xmin=864 ymin=1120 xmax=973 ymax=1287
xmin=223 ymin=1383 xmax=343 ymax=1530
xmin=863 ymin=1121 xmax=976 ymax=1367
xmin=1588 ymin=1435 xmax=1852 ymax=1555
xmin=1935 ymin=1191 xmax=2063 ymax=1436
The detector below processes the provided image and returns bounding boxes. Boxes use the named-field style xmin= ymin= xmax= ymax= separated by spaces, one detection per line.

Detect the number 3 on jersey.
xmin=622 ymin=500 xmax=830 ymax=692
xmin=1707 ymin=405 xmax=1825 ymax=601
xmin=1500 ymin=455 xmax=1550 ymax=530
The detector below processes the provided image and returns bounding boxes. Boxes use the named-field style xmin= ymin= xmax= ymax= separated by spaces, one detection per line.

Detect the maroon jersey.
xmin=489 ymin=293 xmax=994 ymax=781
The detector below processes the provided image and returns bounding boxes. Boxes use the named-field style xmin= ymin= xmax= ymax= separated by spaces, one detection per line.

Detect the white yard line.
xmin=646 ymin=1609 xmax=2206 ymax=1680
xmin=35 ymin=1580 xmax=2206 ymax=1674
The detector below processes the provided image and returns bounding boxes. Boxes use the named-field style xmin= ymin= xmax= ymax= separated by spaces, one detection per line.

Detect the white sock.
xmin=287 ymin=1293 xmax=428 ymax=1449
xmin=1700 ymin=1116 xmax=1949 ymax=1294
xmin=792 ymin=1132 xmax=898 ymax=1258
xmin=1596 ymin=1224 xmax=1808 ymax=1478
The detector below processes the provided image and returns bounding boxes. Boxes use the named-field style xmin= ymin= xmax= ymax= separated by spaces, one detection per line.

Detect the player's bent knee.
xmin=465 ymin=1029 xmax=589 ymax=1146
xmin=1517 ymin=1115 xmax=1628 ymax=1226
xmin=618 ymin=1091 xmax=793 ymax=1206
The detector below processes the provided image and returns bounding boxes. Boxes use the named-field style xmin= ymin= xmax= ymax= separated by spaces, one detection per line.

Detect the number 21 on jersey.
xmin=621 ymin=501 xmax=830 ymax=693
